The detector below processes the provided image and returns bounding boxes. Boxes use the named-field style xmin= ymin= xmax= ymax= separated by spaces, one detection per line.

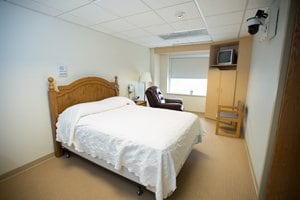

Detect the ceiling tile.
xmin=92 ymin=18 xmax=137 ymax=33
xmin=209 ymin=23 xmax=240 ymax=34
xmin=58 ymin=12 xmax=94 ymax=26
xmin=7 ymin=0 xmax=256 ymax=47
xmin=208 ymin=24 xmax=240 ymax=40
xmin=125 ymin=11 xmax=165 ymax=28
xmin=110 ymin=32 xmax=132 ymax=40
xmin=136 ymin=36 xmax=165 ymax=44
xmin=156 ymin=1 xmax=201 ymax=23
xmin=143 ymin=24 xmax=175 ymax=35
xmin=247 ymin=0 xmax=273 ymax=9
xmin=171 ymin=17 xmax=206 ymax=31
xmin=34 ymin=0 xmax=93 ymax=13
xmin=142 ymin=0 xmax=191 ymax=9
xmin=94 ymin=0 xmax=151 ymax=17
xmin=63 ymin=3 xmax=119 ymax=26
xmin=120 ymin=28 xmax=152 ymax=38
xmin=90 ymin=25 xmax=115 ymax=34
xmin=196 ymin=0 xmax=247 ymax=16
xmin=211 ymin=33 xmax=236 ymax=41
xmin=187 ymin=35 xmax=212 ymax=43
xmin=7 ymin=0 xmax=63 ymax=16
xmin=205 ymin=11 xmax=243 ymax=28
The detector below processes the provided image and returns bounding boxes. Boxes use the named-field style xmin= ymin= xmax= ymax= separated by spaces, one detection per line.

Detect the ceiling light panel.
xmin=125 ymin=11 xmax=166 ymax=28
xmin=159 ymin=29 xmax=208 ymax=40
xmin=142 ymin=0 xmax=191 ymax=9
xmin=94 ymin=0 xmax=151 ymax=17
xmin=187 ymin=35 xmax=212 ymax=43
xmin=196 ymin=0 xmax=247 ymax=16
xmin=156 ymin=2 xmax=201 ymax=23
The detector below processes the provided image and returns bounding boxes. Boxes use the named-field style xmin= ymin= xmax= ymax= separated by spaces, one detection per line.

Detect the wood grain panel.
xmin=265 ymin=5 xmax=300 ymax=199
xmin=235 ymin=37 xmax=253 ymax=103
xmin=48 ymin=76 xmax=119 ymax=157
xmin=219 ymin=70 xmax=237 ymax=106
xmin=205 ymin=70 xmax=221 ymax=119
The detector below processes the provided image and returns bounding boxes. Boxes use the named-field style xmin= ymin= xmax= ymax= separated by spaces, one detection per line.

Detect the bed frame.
xmin=47 ymin=76 xmax=194 ymax=197
xmin=48 ymin=76 xmax=119 ymax=157
xmin=48 ymin=76 xmax=154 ymax=195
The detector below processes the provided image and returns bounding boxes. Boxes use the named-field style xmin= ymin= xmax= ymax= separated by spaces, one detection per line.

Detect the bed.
xmin=48 ymin=76 xmax=202 ymax=200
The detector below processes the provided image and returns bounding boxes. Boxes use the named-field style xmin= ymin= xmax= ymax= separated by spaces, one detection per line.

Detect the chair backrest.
xmin=145 ymin=86 xmax=165 ymax=107
xmin=236 ymin=100 xmax=245 ymax=115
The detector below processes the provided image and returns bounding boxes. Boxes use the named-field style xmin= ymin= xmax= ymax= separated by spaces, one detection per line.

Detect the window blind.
xmin=169 ymin=56 xmax=209 ymax=79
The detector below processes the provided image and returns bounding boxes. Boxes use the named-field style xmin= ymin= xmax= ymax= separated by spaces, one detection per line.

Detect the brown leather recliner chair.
xmin=145 ymin=86 xmax=183 ymax=111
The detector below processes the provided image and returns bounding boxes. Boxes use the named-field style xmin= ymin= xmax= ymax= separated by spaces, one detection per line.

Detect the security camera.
xmin=247 ymin=17 xmax=261 ymax=35
xmin=247 ymin=10 xmax=268 ymax=35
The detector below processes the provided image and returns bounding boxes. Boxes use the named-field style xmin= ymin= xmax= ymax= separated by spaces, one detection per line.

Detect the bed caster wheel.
xmin=137 ymin=186 xmax=144 ymax=196
xmin=65 ymin=151 xmax=70 ymax=158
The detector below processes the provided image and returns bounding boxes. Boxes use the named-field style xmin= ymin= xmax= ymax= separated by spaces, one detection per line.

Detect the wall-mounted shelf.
xmin=209 ymin=41 xmax=239 ymax=69
xmin=209 ymin=64 xmax=237 ymax=70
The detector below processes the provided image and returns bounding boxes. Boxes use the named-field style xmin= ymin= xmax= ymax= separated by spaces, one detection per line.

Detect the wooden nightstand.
xmin=135 ymin=101 xmax=147 ymax=106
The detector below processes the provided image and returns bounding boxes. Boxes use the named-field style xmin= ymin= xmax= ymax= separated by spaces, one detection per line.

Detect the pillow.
xmin=56 ymin=96 xmax=135 ymax=146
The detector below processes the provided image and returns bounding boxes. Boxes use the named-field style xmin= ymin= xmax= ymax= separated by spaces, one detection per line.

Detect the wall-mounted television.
xmin=217 ymin=49 xmax=234 ymax=65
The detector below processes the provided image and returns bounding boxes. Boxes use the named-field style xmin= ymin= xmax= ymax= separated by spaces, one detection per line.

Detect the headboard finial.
xmin=114 ymin=76 xmax=119 ymax=95
xmin=48 ymin=77 xmax=55 ymax=91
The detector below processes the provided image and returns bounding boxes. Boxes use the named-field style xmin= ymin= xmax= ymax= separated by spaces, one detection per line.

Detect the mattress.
xmin=56 ymin=97 xmax=202 ymax=200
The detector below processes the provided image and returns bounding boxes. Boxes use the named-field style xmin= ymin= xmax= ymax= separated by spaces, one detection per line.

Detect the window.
xmin=168 ymin=54 xmax=209 ymax=96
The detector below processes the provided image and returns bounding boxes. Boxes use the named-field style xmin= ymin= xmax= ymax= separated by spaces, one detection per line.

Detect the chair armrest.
xmin=165 ymin=98 xmax=183 ymax=104
xmin=218 ymin=105 xmax=236 ymax=109
xmin=219 ymin=110 xmax=239 ymax=114
xmin=159 ymin=103 xmax=183 ymax=111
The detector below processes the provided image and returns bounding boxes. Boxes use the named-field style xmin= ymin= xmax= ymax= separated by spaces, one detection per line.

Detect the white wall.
xmin=0 ymin=1 xmax=150 ymax=175
xmin=159 ymin=55 xmax=206 ymax=112
xmin=244 ymin=0 xmax=290 ymax=191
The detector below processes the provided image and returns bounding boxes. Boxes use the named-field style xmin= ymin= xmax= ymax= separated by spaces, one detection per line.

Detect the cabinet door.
xmin=205 ymin=70 xmax=221 ymax=119
xmin=219 ymin=70 xmax=237 ymax=106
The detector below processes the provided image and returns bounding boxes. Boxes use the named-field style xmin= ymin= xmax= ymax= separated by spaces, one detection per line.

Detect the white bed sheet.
xmin=56 ymin=97 xmax=202 ymax=200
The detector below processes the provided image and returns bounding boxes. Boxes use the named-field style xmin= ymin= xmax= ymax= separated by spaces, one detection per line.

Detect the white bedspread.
xmin=56 ymin=97 xmax=202 ymax=200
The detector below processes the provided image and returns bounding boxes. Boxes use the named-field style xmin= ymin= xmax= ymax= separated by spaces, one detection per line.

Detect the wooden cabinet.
xmin=205 ymin=37 xmax=253 ymax=120
xmin=205 ymin=70 xmax=237 ymax=119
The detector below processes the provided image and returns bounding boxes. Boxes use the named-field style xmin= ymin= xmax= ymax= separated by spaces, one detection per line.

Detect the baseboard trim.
xmin=243 ymin=140 xmax=259 ymax=198
xmin=0 ymin=153 xmax=54 ymax=182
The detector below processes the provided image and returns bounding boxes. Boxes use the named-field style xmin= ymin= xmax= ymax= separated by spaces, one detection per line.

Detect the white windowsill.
xmin=166 ymin=92 xmax=206 ymax=97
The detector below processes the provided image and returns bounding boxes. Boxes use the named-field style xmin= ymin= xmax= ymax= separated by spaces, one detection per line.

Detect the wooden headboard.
xmin=48 ymin=76 xmax=119 ymax=157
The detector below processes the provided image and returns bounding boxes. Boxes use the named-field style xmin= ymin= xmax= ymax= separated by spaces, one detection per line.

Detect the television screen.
xmin=217 ymin=49 xmax=233 ymax=65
